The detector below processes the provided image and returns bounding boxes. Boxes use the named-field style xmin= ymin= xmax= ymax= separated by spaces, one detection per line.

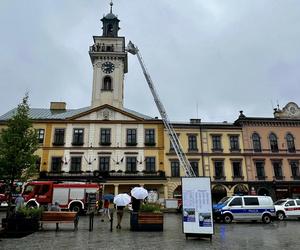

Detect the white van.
xmin=214 ymin=195 xmax=275 ymax=224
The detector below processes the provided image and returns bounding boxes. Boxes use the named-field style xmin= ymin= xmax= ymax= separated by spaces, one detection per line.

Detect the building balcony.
xmin=144 ymin=142 xmax=156 ymax=147
xmin=291 ymin=175 xmax=300 ymax=180
xmin=126 ymin=142 xmax=138 ymax=146
xmin=232 ymin=176 xmax=245 ymax=181
xmin=214 ymin=176 xmax=226 ymax=181
xmin=71 ymin=142 xmax=84 ymax=146
xmin=273 ymin=176 xmax=285 ymax=180
xmin=52 ymin=142 xmax=65 ymax=146
xmin=256 ymin=176 xmax=267 ymax=180
xmin=100 ymin=142 xmax=111 ymax=146
xmin=212 ymin=148 xmax=224 ymax=153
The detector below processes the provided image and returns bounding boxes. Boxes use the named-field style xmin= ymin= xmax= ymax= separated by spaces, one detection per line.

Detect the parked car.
xmin=213 ymin=195 xmax=276 ymax=224
xmin=274 ymin=198 xmax=300 ymax=221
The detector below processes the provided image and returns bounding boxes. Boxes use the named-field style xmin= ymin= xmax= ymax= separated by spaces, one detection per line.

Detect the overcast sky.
xmin=1 ymin=0 xmax=300 ymax=122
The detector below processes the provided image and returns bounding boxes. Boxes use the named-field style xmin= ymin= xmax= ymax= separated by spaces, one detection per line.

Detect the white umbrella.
xmin=113 ymin=193 xmax=131 ymax=206
xmin=131 ymin=187 xmax=148 ymax=200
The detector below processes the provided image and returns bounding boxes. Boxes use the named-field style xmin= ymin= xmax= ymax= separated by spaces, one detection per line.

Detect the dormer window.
xmin=102 ymin=76 xmax=113 ymax=91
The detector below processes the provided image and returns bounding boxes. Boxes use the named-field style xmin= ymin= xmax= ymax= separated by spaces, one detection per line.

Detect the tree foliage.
xmin=0 ymin=94 xmax=39 ymax=182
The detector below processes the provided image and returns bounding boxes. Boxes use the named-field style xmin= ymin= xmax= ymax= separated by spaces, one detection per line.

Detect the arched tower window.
xmin=252 ymin=133 xmax=261 ymax=152
xmin=269 ymin=133 xmax=278 ymax=152
xmin=102 ymin=76 xmax=113 ymax=91
xmin=107 ymin=24 xmax=114 ymax=36
xmin=286 ymin=133 xmax=295 ymax=153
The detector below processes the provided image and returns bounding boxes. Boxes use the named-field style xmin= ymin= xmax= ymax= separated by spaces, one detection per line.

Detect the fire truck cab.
xmin=23 ymin=181 xmax=101 ymax=213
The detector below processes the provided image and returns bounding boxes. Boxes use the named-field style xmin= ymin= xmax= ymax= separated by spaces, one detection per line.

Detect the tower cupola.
xmin=101 ymin=1 xmax=120 ymax=37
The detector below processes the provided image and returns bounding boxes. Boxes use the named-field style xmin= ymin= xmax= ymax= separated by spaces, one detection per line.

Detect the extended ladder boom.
xmin=127 ymin=41 xmax=195 ymax=177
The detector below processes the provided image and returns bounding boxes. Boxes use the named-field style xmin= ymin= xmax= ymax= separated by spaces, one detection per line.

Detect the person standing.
xmin=116 ymin=205 xmax=125 ymax=229
xmin=15 ymin=194 xmax=24 ymax=211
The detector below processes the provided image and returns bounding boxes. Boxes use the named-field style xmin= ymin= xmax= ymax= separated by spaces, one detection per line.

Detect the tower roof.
xmin=102 ymin=1 xmax=119 ymax=20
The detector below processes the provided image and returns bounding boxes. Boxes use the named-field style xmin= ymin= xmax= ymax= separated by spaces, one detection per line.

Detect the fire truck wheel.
xmin=27 ymin=201 xmax=38 ymax=208
xmin=70 ymin=203 xmax=82 ymax=213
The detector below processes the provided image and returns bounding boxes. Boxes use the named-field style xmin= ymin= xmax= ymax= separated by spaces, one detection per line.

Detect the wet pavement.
xmin=1 ymin=211 xmax=300 ymax=250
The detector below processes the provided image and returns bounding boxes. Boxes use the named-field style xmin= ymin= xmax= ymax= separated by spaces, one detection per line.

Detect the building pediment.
xmin=274 ymin=102 xmax=300 ymax=119
xmin=69 ymin=104 xmax=150 ymax=121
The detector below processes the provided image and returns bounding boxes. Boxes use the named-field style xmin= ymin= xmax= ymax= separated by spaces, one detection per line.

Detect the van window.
xmin=285 ymin=200 xmax=296 ymax=207
xmin=296 ymin=200 xmax=300 ymax=206
xmin=229 ymin=197 xmax=242 ymax=206
xmin=244 ymin=197 xmax=259 ymax=206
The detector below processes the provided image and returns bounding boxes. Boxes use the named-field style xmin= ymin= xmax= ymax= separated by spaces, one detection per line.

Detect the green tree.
xmin=0 ymin=94 xmax=39 ymax=216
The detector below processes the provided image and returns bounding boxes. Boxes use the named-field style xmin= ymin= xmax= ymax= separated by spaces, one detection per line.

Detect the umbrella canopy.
xmin=103 ymin=194 xmax=114 ymax=201
xmin=131 ymin=187 xmax=148 ymax=200
xmin=113 ymin=193 xmax=131 ymax=206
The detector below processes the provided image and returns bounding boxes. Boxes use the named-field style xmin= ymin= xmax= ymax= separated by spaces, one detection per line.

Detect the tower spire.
xmin=110 ymin=0 xmax=113 ymax=14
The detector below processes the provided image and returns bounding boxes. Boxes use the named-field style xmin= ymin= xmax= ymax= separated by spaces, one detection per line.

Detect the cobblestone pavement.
xmin=1 ymin=212 xmax=300 ymax=250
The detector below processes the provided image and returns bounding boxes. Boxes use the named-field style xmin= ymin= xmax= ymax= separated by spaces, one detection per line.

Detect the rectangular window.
xmin=190 ymin=161 xmax=199 ymax=176
xmin=100 ymin=128 xmax=111 ymax=145
xmin=230 ymin=136 xmax=240 ymax=151
xmin=70 ymin=157 xmax=82 ymax=172
xmin=145 ymin=129 xmax=155 ymax=146
xmin=232 ymin=161 xmax=242 ymax=178
xmin=273 ymin=161 xmax=283 ymax=178
xmin=38 ymin=129 xmax=45 ymax=144
xmin=171 ymin=161 xmax=180 ymax=177
xmin=126 ymin=157 xmax=137 ymax=172
xmin=72 ymin=128 xmax=84 ymax=145
xmin=53 ymin=128 xmax=65 ymax=145
xmin=244 ymin=197 xmax=259 ymax=206
xmin=212 ymin=135 xmax=222 ymax=151
xmin=99 ymin=157 xmax=110 ymax=172
xmin=291 ymin=161 xmax=300 ymax=178
xmin=214 ymin=161 xmax=224 ymax=179
xmin=126 ymin=129 xmax=137 ymax=146
xmin=51 ymin=157 xmax=62 ymax=172
xmin=256 ymin=161 xmax=265 ymax=180
xmin=188 ymin=135 xmax=198 ymax=151
xmin=145 ymin=157 xmax=156 ymax=172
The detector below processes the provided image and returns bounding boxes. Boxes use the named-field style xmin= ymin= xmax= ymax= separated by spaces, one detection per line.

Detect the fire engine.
xmin=22 ymin=181 xmax=102 ymax=212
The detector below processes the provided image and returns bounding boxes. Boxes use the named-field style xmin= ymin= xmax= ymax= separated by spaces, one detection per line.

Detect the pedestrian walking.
xmin=101 ymin=199 xmax=111 ymax=221
xmin=116 ymin=205 xmax=125 ymax=229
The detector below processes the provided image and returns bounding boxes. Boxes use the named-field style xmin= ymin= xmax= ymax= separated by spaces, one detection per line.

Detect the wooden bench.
xmin=40 ymin=211 xmax=79 ymax=231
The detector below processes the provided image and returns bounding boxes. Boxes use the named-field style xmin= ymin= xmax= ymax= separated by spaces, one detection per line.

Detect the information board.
xmin=181 ymin=177 xmax=214 ymax=237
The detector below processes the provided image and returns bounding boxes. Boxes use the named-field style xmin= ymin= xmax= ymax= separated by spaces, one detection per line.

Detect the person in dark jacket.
xmin=131 ymin=197 xmax=141 ymax=212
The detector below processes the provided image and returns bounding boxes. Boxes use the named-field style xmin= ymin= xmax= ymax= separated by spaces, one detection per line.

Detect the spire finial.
xmin=110 ymin=0 xmax=113 ymax=13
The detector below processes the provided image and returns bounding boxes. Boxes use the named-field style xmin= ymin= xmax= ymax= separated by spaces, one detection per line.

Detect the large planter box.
xmin=130 ymin=212 xmax=163 ymax=231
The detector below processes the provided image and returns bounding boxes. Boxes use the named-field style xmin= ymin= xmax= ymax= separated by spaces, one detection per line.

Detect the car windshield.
xmin=274 ymin=199 xmax=286 ymax=205
xmin=218 ymin=196 xmax=229 ymax=204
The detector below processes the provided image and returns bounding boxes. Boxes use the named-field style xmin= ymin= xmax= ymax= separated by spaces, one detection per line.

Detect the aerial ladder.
xmin=126 ymin=41 xmax=196 ymax=177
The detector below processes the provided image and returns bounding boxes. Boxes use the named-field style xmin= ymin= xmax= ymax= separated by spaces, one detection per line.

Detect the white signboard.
xmin=182 ymin=177 xmax=214 ymax=236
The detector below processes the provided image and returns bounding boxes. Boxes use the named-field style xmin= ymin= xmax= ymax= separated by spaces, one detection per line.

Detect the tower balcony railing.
xmin=89 ymin=44 xmax=125 ymax=53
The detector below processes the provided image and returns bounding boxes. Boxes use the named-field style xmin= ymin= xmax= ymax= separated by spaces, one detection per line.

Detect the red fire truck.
xmin=22 ymin=181 xmax=102 ymax=212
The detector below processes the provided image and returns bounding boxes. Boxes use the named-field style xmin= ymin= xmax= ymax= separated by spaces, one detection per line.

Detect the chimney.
xmin=190 ymin=118 xmax=201 ymax=124
xmin=50 ymin=102 xmax=66 ymax=111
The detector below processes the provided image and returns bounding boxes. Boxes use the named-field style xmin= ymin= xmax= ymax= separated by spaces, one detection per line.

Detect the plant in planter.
xmin=140 ymin=203 xmax=162 ymax=213
xmin=4 ymin=207 xmax=43 ymax=233
xmin=131 ymin=203 xmax=164 ymax=231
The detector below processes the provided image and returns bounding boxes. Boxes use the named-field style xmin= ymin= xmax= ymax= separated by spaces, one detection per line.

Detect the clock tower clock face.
xmin=101 ymin=61 xmax=115 ymax=74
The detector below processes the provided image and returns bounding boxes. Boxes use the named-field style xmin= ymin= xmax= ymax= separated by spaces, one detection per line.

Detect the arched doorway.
xmin=233 ymin=184 xmax=248 ymax=195
xmin=212 ymin=184 xmax=227 ymax=204
xmin=257 ymin=187 xmax=270 ymax=196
